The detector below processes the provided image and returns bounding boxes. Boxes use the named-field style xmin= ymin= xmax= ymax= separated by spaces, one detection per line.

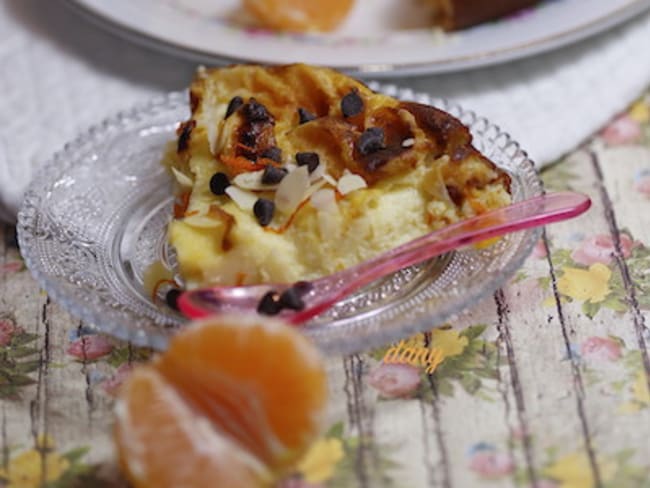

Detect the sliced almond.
xmin=206 ymin=122 xmax=218 ymax=156
xmin=232 ymin=169 xmax=271 ymax=190
xmin=310 ymin=188 xmax=338 ymax=211
xmin=275 ymin=165 xmax=310 ymax=214
xmin=401 ymin=137 xmax=415 ymax=148
xmin=311 ymin=189 xmax=342 ymax=238
xmin=318 ymin=210 xmax=341 ymax=238
xmin=322 ymin=173 xmax=338 ymax=187
xmin=309 ymin=159 xmax=326 ymax=183
xmin=203 ymin=101 xmax=227 ymax=156
xmin=171 ymin=167 xmax=194 ymax=188
xmin=304 ymin=179 xmax=328 ymax=201
xmin=337 ymin=172 xmax=367 ymax=195
xmin=225 ymin=186 xmax=258 ymax=211
xmin=183 ymin=214 xmax=221 ymax=228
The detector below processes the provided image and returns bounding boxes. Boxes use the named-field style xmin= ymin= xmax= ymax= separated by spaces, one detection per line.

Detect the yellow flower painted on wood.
xmin=543 ymin=451 xmax=616 ymax=488
xmin=297 ymin=437 xmax=344 ymax=483
xmin=628 ymin=99 xmax=650 ymax=123
xmin=430 ymin=328 xmax=469 ymax=359
xmin=557 ymin=264 xmax=611 ymax=304
xmin=0 ymin=445 xmax=70 ymax=488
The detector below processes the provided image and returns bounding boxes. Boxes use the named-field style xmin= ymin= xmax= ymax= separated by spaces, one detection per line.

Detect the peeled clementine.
xmin=114 ymin=314 xmax=328 ymax=487
xmin=155 ymin=314 xmax=328 ymax=471
xmin=243 ymin=0 xmax=355 ymax=32
xmin=114 ymin=367 xmax=271 ymax=488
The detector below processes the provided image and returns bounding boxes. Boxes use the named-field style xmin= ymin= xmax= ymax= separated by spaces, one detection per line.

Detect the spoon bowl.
xmin=179 ymin=191 xmax=591 ymax=324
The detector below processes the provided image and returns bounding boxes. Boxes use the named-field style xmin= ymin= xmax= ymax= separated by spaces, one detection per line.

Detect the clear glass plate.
xmin=17 ymin=85 xmax=542 ymax=355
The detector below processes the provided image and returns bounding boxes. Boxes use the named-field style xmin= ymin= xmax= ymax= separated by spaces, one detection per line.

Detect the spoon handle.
xmin=178 ymin=192 xmax=591 ymax=323
xmin=285 ymin=191 xmax=591 ymax=323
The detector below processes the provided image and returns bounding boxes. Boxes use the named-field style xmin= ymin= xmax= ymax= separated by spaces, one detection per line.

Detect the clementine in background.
xmin=114 ymin=315 xmax=328 ymax=488
xmin=243 ymin=0 xmax=354 ymax=32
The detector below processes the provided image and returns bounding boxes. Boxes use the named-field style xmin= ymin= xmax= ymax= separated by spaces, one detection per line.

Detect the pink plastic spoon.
xmin=178 ymin=191 xmax=590 ymax=324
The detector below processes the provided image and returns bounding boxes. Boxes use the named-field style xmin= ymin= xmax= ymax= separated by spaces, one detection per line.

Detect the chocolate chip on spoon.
xmin=257 ymin=290 xmax=283 ymax=315
xmin=165 ymin=289 xmax=181 ymax=311
xmin=279 ymin=287 xmax=306 ymax=311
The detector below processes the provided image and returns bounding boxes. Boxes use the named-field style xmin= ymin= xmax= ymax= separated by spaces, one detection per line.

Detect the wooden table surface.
xmin=1 ymin=90 xmax=650 ymax=488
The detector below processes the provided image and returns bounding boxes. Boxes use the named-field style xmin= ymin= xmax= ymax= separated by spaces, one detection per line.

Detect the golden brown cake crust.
xmin=182 ymin=64 xmax=509 ymax=190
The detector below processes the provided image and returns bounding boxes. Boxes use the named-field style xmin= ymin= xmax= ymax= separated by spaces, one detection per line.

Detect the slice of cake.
xmin=429 ymin=0 xmax=541 ymax=30
xmin=240 ymin=0 xmax=541 ymax=32
xmin=165 ymin=64 xmax=511 ymax=289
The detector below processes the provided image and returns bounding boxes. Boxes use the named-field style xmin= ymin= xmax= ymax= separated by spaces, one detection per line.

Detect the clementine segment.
xmin=155 ymin=314 xmax=328 ymax=471
xmin=114 ymin=314 xmax=328 ymax=487
xmin=243 ymin=0 xmax=354 ymax=32
xmin=114 ymin=366 xmax=272 ymax=488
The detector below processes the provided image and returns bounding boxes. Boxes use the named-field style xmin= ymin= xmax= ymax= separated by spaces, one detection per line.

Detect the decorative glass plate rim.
xmin=63 ymin=0 xmax=650 ymax=77
xmin=17 ymin=85 xmax=542 ymax=355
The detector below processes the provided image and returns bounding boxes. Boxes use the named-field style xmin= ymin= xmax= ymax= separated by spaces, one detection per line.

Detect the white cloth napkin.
xmin=1 ymin=0 xmax=649 ymax=222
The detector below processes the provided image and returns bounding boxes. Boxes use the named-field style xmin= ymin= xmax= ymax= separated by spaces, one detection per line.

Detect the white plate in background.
xmin=66 ymin=0 xmax=650 ymax=76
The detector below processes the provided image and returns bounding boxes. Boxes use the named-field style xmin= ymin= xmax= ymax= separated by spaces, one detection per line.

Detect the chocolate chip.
xmin=240 ymin=131 xmax=256 ymax=148
xmin=261 ymin=165 xmax=288 ymax=185
xmin=295 ymin=152 xmax=320 ymax=173
xmin=298 ymin=107 xmax=317 ymax=124
xmin=292 ymin=280 xmax=314 ymax=295
xmin=165 ymin=289 xmax=181 ymax=311
xmin=253 ymin=198 xmax=275 ymax=226
xmin=177 ymin=120 xmax=196 ymax=152
xmin=260 ymin=146 xmax=282 ymax=162
xmin=243 ymin=98 xmax=271 ymax=122
xmin=280 ymin=287 xmax=305 ymax=311
xmin=257 ymin=290 xmax=282 ymax=315
xmin=209 ymin=172 xmax=230 ymax=195
xmin=356 ymin=127 xmax=386 ymax=155
xmin=341 ymin=89 xmax=363 ymax=118
xmin=225 ymin=96 xmax=243 ymax=119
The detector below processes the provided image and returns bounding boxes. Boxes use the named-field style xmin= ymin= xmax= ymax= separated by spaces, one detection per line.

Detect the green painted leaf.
xmin=3 ymin=374 xmax=36 ymax=387
xmin=513 ymin=271 xmax=528 ymax=283
xmin=12 ymin=360 xmax=40 ymax=374
xmin=5 ymin=346 xmax=40 ymax=358
xmin=461 ymin=325 xmax=488 ymax=341
xmin=459 ymin=374 xmax=481 ymax=395
xmin=473 ymin=368 xmax=499 ymax=380
xmin=602 ymin=296 xmax=628 ymax=312
xmin=326 ymin=422 xmax=345 ymax=439
xmin=550 ymin=248 xmax=576 ymax=269
xmin=538 ymin=276 xmax=552 ymax=290
xmin=435 ymin=378 xmax=455 ymax=397
xmin=63 ymin=446 xmax=90 ymax=464
xmin=10 ymin=333 xmax=39 ymax=347
xmin=582 ymin=300 xmax=602 ymax=319
xmin=614 ymin=448 xmax=636 ymax=464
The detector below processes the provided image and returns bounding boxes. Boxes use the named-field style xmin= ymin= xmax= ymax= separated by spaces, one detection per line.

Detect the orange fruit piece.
xmin=114 ymin=314 xmax=328 ymax=487
xmin=243 ymin=0 xmax=355 ymax=32
xmin=155 ymin=314 xmax=328 ymax=471
xmin=114 ymin=367 xmax=271 ymax=487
